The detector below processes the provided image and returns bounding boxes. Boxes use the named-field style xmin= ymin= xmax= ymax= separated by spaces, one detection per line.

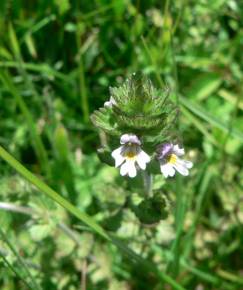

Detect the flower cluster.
xmin=92 ymin=74 xmax=193 ymax=179
xmin=111 ymin=134 xmax=193 ymax=178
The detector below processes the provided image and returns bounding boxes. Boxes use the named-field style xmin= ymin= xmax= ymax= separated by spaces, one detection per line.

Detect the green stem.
xmin=143 ymin=171 xmax=153 ymax=197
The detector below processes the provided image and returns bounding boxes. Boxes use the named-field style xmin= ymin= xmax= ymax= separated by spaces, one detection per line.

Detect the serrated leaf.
xmin=91 ymin=74 xmax=178 ymax=147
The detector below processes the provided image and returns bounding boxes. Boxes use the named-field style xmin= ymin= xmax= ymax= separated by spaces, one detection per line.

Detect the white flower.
xmin=157 ymin=143 xmax=193 ymax=178
xmin=111 ymin=134 xmax=150 ymax=178
xmin=104 ymin=97 xmax=116 ymax=108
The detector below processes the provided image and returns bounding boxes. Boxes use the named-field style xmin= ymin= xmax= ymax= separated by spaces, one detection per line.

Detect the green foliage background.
xmin=0 ymin=0 xmax=242 ymax=289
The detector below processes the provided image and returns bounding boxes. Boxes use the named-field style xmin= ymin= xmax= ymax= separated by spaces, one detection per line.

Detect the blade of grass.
xmin=153 ymin=246 xmax=235 ymax=289
xmin=183 ymin=166 xmax=215 ymax=259
xmin=0 ymin=249 xmax=35 ymax=290
xmin=80 ymin=3 xmax=115 ymax=20
xmin=21 ymin=14 xmax=56 ymax=41
xmin=0 ymin=71 xmax=51 ymax=178
xmin=0 ymin=61 xmax=71 ymax=83
xmin=216 ymin=269 xmax=243 ymax=285
xmin=7 ymin=23 xmax=51 ymax=177
xmin=0 ymin=228 xmax=41 ymax=290
xmin=153 ymin=245 xmax=221 ymax=286
xmin=181 ymin=106 xmax=220 ymax=147
xmin=0 ymin=145 xmax=186 ymax=290
xmin=141 ymin=36 xmax=165 ymax=88
xmin=180 ymin=96 xmax=243 ymax=141
xmin=218 ymin=89 xmax=243 ymax=111
xmin=76 ymin=20 xmax=89 ymax=123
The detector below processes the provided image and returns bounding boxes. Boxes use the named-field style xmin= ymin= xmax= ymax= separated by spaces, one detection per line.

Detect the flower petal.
xmin=173 ymin=144 xmax=185 ymax=156
xmin=104 ymin=97 xmax=116 ymax=108
xmin=173 ymin=162 xmax=189 ymax=176
xmin=184 ymin=160 xmax=193 ymax=169
xmin=111 ymin=147 xmax=124 ymax=167
xmin=104 ymin=101 xmax=112 ymax=108
xmin=141 ymin=150 xmax=150 ymax=163
xmin=160 ymin=163 xmax=174 ymax=178
xmin=136 ymin=150 xmax=150 ymax=170
xmin=127 ymin=160 xmax=137 ymax=178
xmin=167 ymin=166 xmax=176 ymax=177
xmin=120 ymin=134 xmax=141 ymax=145
xmin=120 ymin=162 xmax=129 ymax=176
xmin=120 ymin=160 xmax=137 ymax=178
xmin=120 ymin=134 xmax=130 ymax=144
xmin=176 ymin=159 xmax=193 ymax=169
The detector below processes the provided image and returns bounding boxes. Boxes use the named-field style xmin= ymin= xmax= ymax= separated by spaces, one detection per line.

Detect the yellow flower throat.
xmin=124 ymin=144 xmax=137 ymax=160
xmin=168 ymin=154 xmax=177 ymax=164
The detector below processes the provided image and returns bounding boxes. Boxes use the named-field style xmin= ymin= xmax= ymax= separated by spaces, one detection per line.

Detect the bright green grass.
xmin=0 ymin=1 xmax=242 ymax=289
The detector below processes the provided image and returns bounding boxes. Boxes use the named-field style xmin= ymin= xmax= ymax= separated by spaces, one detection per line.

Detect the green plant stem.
xmin=143 ymin=171 xmax=153 ymax=197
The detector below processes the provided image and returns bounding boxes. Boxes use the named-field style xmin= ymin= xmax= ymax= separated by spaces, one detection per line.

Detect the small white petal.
xmin=173 ymin=144 xmax=185 ymax=156
xmin=160 ymin=163 xmax=174 ymax=178
xmin=136 ymin=150 xmax=150 ymax=170
xmin=174 ymin=162 xmax=189 ymax=176
xmin=140 ymin=150 xmax=150 ymax=163
xmin=128 ymin=135 xmax=141 ymax=145
xmin=120 ymin=162 xmax=129 ymax=176
xmin=120 ymin=134 xmax=141 ymax=145
xmin=167 ymin=166 xmax=176 ymax=177
xmin=104 ymin=97 xmax=116 ymax=108
xmin=120 ymin=160 xmax=137 ymax=178
xmin=184 ymin=160 xmax=193 ymax=169
xmin=136 ymin=156 xmax=146 ymax=170
xmin=127 ymin=160 xmax=137 ymax=178
xmin=120 ymin=134 xmax=130 ymax=144
xmin=111 ymin=147 xmax=124 ymax=167
xmin=176 ymin=159 xmax=193 ymax=169
xmin=104 ymin=101 xmax=112 ymax=108
xmin=114 ymin=155 xmax=124 ymax=167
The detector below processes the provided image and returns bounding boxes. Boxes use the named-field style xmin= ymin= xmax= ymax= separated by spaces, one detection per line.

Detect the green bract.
xmin=91 ymin=73 xmax=178 ymax=150
xmin=133 ymin=192 xmax=170 ymax=225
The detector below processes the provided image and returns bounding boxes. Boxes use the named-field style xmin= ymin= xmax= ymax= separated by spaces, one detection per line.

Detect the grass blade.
xmin=180 ymin=96 xmax=243 ymax=141
xmin=0 ymin=250 xmax=34 ymax=290
xmin=0 ymin=72 xmax=51 ymax=178
xmin=0 ymin=228 xmax=41 ymax=290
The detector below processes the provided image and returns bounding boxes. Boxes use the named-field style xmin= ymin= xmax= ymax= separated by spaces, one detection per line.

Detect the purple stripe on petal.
xmin=157 ymin=143 xmax=173 ymax=159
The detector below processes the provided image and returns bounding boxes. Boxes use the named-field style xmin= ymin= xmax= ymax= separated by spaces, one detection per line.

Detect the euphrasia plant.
xmin=91 ymin=73 xmax=193 ymax=224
